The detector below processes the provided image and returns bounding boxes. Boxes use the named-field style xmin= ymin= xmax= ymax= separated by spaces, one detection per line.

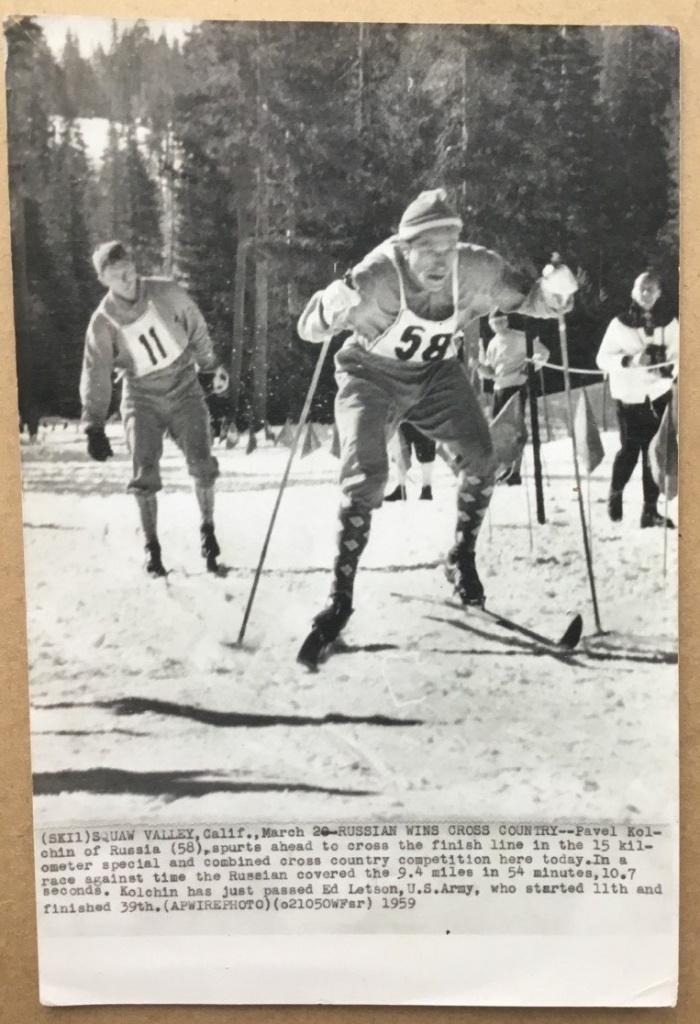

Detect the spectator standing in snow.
xmin=596 ymin=271 xmax=678 ymax=528
xmin=384 ymin=422 xmax=436 ymax=501
xmin=478 ymin=311 xmax=549 ymax=485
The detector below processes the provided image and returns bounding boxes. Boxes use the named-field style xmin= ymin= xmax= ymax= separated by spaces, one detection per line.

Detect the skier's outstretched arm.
xmin=80 ymin=316 xmax=115 ymax=431
xmin=80 ymin=315 xmax=115 ymax=461
xmin=464 ymin=249 xmax=577 ymax=323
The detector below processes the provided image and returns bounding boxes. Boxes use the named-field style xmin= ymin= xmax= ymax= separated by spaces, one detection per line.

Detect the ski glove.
xmin=86 ymin=427 xmax=114 ymax=462
xmin=200 ymin=365 xmax=230 ymax=396
xmin=210 ymin=365 xmax=230 ymax=395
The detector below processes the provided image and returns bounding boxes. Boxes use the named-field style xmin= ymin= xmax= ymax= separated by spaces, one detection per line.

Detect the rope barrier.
xmin=528 ymin=358 xmax=676 ymax=377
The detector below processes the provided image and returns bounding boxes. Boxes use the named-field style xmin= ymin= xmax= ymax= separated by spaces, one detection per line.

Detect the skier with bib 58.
xmin=80 ymin=241 xmax=229 ymax=576
xmin=296 ymin=189 xmax=578 ymax=663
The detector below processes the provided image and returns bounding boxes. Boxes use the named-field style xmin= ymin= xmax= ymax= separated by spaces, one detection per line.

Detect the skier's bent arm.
xmin=80 ymin=315 xmax=115 ymax=430
xmin=297 ymin=279 xmax=363 ymax=343
xmin=172 ymin=283 xmax=219 ymax=371
xmin=464 ymin=249 xmax=576 ymax=323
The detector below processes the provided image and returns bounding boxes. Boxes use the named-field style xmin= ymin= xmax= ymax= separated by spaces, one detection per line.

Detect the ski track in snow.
xmin=21 ymin=423 xmax=678 ymax=827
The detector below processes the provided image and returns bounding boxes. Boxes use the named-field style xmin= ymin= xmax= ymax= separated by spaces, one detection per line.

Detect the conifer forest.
xmin=5 ymin=19 xmax=679 ymax=430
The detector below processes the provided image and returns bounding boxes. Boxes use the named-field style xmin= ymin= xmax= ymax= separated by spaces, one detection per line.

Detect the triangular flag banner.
xmin=275 ymin=419 xmax=296 ymax=448
xmin=246 ymin=428 xmax=258 ymax=455
xmin=300 ymin=422 xmax=322 ymax=458
xmin=329 ymin=422 xmax=341 ymax=459
xmin=574 ymin=389 xmax=605 ymax=475
xmin=490 ymin=392 xmax=527 ymax=467
xmin=649 ymin=402 xmax=678 ymax=500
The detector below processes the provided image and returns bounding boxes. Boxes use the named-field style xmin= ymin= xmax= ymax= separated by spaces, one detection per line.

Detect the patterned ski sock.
xmin=455 ymin=473 xmax=494 ymax=553
xmin=135 ymin=494 xmax=158 ymax=544
xmin=331 ymin=505 xmax=372 ymax=601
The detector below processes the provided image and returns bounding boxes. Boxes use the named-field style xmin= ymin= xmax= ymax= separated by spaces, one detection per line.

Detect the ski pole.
xmin=558 ymin=314 xmax=603 ymax=633
xmin=237 ymin=336 xmax=333 ymax=644
xmin=522 ymin=444 xmax=534 ymax=553
xmin=663 ymin=403 xmax=672 ymax=578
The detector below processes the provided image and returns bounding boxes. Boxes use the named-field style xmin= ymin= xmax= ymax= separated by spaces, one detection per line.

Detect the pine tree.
xmin=95 ymin=121 xmax=163 ymax=270
xmin=597 ymin=26 xmax=678 ymax=307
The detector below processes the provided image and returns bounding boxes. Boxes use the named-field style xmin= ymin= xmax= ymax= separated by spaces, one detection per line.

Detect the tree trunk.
xmin=251 ymin=25 xmax=270 ymax=430
xmin=7 ymin=86 xmax=36 ymax=433
xmin=357 ymin=23 xmax=366 ymax=135
xmin=229 ymin=197 xmax=252 ymax=427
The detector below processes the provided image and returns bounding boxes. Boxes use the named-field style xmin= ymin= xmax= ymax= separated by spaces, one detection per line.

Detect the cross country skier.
xmin=80 ymin=241 xmax=229 ymax=576
xmin=596 ymin=270 xmax=679 ymax=528
xmin=296 ymin=189 xmax=577 ymax=656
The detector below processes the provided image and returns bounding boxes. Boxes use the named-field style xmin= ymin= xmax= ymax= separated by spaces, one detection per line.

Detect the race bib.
xmin=120 ymin=304 xmax=184 ymax=378
xmin=373 ymin=322 xmax=457 ymax=363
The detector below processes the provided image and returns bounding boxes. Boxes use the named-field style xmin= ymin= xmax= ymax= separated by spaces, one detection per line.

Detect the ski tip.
xmin=558 ymin=613 xmax=583 ymax=650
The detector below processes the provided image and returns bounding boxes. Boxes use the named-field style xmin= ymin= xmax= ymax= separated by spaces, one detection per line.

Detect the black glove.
xmin=86 ymin=427 xmax=113 ymax=462
xmin=646 ymin=343 xmax=674 ymax=378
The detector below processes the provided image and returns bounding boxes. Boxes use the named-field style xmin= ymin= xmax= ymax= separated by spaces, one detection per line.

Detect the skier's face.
xmin=404 ymin=228 xmax=460 ymax=293
xmin=101 ymin=259 xmax=139 ymax=302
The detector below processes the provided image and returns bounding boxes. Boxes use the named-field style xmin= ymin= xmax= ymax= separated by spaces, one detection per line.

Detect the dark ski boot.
xmin=144 ymin=540 xmax=167 ymax=578
xmin=297 ymin=593 xmax=353 ymax=670
xmin=608 ymin=490 xmax=623 ymax=522
xmin=384 ymin=484 xmax=407 ymax=502
xmin=201 ymin=523 xmax=221 ymax=573
xmin=419 ymin=485 xmax=433 ymax=500
xmin=640 ymin=506 xmax=675 ymax=529
xmin=445 ymin=548 xmax=485 ymax=607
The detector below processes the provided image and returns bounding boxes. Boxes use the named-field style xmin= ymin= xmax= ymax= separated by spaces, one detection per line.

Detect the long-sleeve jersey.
xmin=596 ymin=316 xmax=679 ymax=404
xmin=297 ymin=239 xmax=569 ymax=350
xmin=479 ymin=328 xmax=550 ymax=389
xmin=80 ymin=277 xmax=219 ymax=429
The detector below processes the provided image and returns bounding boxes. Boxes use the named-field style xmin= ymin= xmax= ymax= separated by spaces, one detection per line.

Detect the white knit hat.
xmin=398 ymin=189 xmax=463 ymax=241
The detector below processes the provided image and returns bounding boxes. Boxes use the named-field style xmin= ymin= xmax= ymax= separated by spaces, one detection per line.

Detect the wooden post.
xmin=525 ymin=322 xmax=546 ymax=523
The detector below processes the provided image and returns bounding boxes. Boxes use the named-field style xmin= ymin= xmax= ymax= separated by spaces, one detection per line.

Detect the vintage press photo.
xmin=5 ymin=16 xmax=679 ymax=1005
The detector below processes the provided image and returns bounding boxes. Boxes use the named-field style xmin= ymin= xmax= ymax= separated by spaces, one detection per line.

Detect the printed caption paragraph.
xmin=37 ymin=822 xmax=675 ymax=936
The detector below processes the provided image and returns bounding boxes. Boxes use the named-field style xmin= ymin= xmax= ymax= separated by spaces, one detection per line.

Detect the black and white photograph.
xmin=4 ymin=14 xmax=680 ymax=1005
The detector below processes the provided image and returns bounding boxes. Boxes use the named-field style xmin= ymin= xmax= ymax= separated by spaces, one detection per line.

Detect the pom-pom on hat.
xmin=398 ymin=188 xmax=463 ymax=241
xmin=92 ymin=240 xmax=130 ymax=276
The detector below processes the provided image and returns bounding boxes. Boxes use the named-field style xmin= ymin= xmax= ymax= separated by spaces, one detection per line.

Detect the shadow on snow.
xmin=32 ymin=767 xmax=375 ymax=799
xmin=35 ymin=696 xmax=424 ymax=728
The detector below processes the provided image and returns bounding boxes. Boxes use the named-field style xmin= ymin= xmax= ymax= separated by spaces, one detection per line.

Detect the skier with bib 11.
xmin=296 ymin=189 xmax=577 ymax=657
xmin=80 ymin=241 xmax=229 ymax=577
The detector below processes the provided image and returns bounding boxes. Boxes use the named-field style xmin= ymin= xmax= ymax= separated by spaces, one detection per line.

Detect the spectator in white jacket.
xmin=596 ymin=271 xmax=678 ymax=528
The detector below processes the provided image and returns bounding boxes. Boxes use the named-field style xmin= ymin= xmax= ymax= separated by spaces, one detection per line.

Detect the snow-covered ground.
xmin=21 ymin=421 xmax=677 ymax=828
